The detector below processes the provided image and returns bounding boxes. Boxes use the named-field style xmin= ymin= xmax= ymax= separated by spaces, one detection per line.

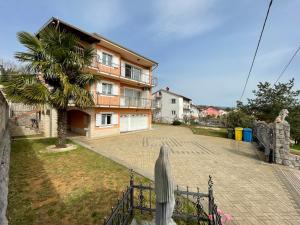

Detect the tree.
xmin=3 ymin=27 xmax=97 ymax=147
xmin=240 ymin=79 xmax=300 ymax=122
xmin=226 ymin=110 xmax=255 ymax=128
xmin=287 ymin=106 xmax=300 ymax=145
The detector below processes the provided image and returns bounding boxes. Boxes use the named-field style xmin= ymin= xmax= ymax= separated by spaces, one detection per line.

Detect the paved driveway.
xmin=72 ymin=125 xmax=300 ymax=224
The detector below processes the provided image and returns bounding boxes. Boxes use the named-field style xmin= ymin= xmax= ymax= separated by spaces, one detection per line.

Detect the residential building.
xmin=200 ymin=107 xmax=228 ymax=118
xmin=35 ymin=17 xmax=158 ymax=138
xmin=152 ymin=88 xmax=192 ymax=123
xmin=190 ymin=104 xmax=200 ymax=120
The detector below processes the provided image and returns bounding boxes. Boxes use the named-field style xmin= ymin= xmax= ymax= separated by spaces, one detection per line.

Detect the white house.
xmin=152 ymin=88 xmax=192 ymax=123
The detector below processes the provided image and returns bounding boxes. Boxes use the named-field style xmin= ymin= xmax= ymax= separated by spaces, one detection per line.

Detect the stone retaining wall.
xmin=254 ymin=113 xmax=300 ymax=170
xmin=0 ymin=91 xmax=10 ymax=225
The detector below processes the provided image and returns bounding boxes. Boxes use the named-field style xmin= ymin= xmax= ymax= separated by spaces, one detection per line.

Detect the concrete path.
xmin=71 ymin=125 xmax=300 ymax=224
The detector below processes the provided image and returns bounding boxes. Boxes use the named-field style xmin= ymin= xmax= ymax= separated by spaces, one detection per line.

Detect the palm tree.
xmin=3 ymin=27 xmax=98 ymax=147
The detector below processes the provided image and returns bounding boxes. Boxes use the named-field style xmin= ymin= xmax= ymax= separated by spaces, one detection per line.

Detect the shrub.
xmin=226 ymin=110 xmax=255 ymax=128
xmin=172 ymin=120 xmax=182 ymax=126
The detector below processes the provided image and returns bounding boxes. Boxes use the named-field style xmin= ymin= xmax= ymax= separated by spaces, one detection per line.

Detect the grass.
xmin=7 ymin=138 xmax=149 ymax=225
xmin=291 ymin=144 xmax=300 ymax=156
xmin=190 ymin=126 xmax=227 ymax=138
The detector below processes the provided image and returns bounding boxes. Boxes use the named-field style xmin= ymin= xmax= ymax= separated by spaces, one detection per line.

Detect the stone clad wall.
xmin=274 ymin=122 xmax=300 ymax=169
xmin=254 ymin=118 xmax=300 ymax=170
xmin=0 ymin=91 xmax=10 ymax=225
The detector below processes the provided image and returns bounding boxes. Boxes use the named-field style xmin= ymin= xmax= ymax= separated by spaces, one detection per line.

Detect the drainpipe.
xmin=50 ymin=108 xmax=52 ymax=137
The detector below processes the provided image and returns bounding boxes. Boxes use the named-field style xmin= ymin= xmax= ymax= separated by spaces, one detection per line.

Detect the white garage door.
xmin=120 ymin=114 xmax=148 ymax=132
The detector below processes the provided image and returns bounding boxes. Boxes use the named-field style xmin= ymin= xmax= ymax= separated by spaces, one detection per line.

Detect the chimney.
xmin=166 ymin=87 xmax=169 ymax=91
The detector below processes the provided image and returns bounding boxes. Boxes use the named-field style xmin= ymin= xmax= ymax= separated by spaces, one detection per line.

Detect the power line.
xmin=239 ymin=0 xmax=274 ymax=101
xmin=274 ymin=46 xmax=300 ymax=84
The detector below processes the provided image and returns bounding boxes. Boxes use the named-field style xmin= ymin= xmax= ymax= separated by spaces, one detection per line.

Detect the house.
xmin=34 ymin=17 xmax=158 ymax=138
xmin=152 ymin=88 xmax=192 ymax=123
xmin=190 ymin=104 xmax=200 ymax=120
xmin=200 ymin=107 xmax=228 ymax=118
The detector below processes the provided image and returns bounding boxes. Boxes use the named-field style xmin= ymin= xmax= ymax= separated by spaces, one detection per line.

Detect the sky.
xmin=0 ymin=0 xmax=299 ymax=107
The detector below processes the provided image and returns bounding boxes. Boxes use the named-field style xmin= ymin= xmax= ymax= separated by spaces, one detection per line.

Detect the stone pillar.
xmin=274 ymin=122 xmax=290 ymax=165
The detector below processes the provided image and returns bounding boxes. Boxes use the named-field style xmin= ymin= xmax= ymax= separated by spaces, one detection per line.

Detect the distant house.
xmin=152 ymin=88 xmax=192 ymax=123
xmin=200 ymin=107 xmax=228 ymax=118
xmin=190 ymin=104 xmax=200 ymax=120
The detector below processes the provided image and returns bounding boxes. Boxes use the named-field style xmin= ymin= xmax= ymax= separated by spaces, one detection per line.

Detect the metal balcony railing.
xmin=120 ymin=96 xmax=152 ymax=108
xmin=90 ymin=56 xmax=157 ymax=86
xmin=91 ymin=92 xmax=153 ymax=109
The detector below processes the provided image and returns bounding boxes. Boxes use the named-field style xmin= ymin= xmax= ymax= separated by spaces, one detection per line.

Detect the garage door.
xmin=120 ymin=114 xmax=148 ymax=132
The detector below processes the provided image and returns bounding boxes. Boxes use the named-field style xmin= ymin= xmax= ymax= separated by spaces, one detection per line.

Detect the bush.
xmin=172 ymin=120 xmax=182 ymax=126
xmin=226 ymin=110 xmax=255 ymax=128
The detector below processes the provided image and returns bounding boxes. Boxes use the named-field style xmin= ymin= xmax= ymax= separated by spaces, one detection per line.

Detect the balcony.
xmin=92 ymin=92 xmax=153 ymax=109
xmin=90 ymin=57 xmax=157 ymax=87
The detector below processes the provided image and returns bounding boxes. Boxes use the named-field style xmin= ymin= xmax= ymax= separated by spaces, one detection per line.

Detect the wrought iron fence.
xmin=103 ymin=171 xmax=222 ymax=225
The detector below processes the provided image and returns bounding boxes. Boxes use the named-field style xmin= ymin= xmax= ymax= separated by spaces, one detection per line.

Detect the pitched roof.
xmin=37 ymin=17 xmax=158 ymax=66
xmin=153 ymin=89 xmax=191 ymax=101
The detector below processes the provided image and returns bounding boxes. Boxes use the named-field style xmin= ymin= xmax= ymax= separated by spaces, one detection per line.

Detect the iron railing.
xmin=103 ymin=171 xmax=222 ymax=225
xmin=92 ymin=93 xmax=153 ymax=109
xmin=91 ymin=57 xmax=158 ymax=86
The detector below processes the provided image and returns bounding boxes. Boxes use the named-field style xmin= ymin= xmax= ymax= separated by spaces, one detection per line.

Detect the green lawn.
xmin=291 ymin=144 xmax=300 ymax=156
xmin=8 ymin=138 xmax=149 ymax=225
xmin=190 ymin=126 xmax=227 ymax=138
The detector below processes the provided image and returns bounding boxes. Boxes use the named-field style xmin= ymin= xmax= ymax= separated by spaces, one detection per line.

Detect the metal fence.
xmin=103 ymin=171 xmax=222 ymax=225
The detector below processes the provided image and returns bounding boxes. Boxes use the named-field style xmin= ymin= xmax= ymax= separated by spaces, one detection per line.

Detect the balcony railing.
xmin=92 ymin=92 xmax=153 ymax=109
xmin=90 ymin=57 xmax=157 ymax=86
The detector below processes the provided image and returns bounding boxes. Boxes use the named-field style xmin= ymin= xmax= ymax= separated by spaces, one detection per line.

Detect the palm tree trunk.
xmin=56 ymin=108 xmax=67 ymax=148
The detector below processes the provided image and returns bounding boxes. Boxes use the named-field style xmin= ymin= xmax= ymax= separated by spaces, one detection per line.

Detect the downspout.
xmin=50 ymin=108 xmax=52 ymax=137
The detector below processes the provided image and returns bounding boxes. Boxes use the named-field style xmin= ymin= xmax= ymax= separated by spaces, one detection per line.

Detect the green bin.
xmin=227 ymin=128 xmax=234 ymax=139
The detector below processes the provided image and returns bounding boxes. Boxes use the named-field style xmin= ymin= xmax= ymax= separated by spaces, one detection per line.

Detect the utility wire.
xmin=239 ymin=0 xmax=274 ymax=101
xmin=274 ymin=46 xmax=300 ymax=84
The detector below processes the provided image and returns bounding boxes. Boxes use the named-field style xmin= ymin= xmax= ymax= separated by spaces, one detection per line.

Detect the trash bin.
xmin=227 ymin=128 xmax=234 ymax=139
xmin=243 ymin=128 xmax=252 ymax=142
xmin=235 ymin=127 xmax=243 ymax=141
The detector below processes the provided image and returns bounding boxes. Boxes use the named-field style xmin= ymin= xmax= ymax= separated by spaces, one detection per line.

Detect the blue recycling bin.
xmin=243 ymin=128 xmax=252 ymax=142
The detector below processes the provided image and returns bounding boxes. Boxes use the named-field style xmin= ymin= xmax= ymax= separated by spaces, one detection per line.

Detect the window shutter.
xmin=95 ymin=114 xmax=101 ymax=126
xmin=96 ymin=82 xmax=102 ymax=93
xmin=121 ymin=61 xmax=125 ymax=77
xmin=142 ymin=68 xmax=149 ymax=83
xmin=96 ymin=50 xmax=102 ymax=62
xmin=112 ymin=56 xmax=119 ymax=68
xmin=113 ymin=84 xmax=119 ymax=95
xmin=112 ymin=113 xmax=118 ymax=125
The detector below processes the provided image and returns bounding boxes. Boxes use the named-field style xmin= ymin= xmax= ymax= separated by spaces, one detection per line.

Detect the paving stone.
xmin=71 ymin=125 xmax=300 ymax=224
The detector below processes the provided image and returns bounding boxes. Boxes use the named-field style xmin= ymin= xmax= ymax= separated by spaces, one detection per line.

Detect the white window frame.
xmin=171 ymin=98 xmax=176 ymax=104
xmin=102 ymin=83 xmax=113 ymax=95
xmin=102 ymin=52 xmax=113 ymax=67
xmin=172 ymin=110 xmax=176 ymax=115
xmin=124 ymin=63 xmax=142 ymax=81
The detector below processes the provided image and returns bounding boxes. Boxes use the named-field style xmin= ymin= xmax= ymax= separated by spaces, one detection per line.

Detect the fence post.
xmin=208 ymin=175 xmax=214 ymax=224
xmin=129 ymin=169 xmax=134 ymax=216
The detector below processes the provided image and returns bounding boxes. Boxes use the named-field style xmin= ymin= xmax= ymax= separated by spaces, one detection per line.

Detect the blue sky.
xmin=0 ymin=0 xmax=299 ymax=106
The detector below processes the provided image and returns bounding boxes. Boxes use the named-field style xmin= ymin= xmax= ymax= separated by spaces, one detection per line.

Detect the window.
xmin=102 ymin=52 xmax=113 ymax=66
xmin=172 ymin=110 xmax=176 ymax=115
xmin=125 ymin=64 xmax=141 ymax=81
xmin=96 ymin=113 xmax=117 ymax=127
xmin=171 ymin=98 xmax=176 ymax=104
xmin=101 ymin=114 xmax=112 ymax=125
xmin=124 ymin=88 xmax=141 ymax=98
xmin=102 ymin=83 xmax=113 ymax=95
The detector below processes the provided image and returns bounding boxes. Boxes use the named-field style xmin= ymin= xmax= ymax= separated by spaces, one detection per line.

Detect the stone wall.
xmin=274 ymin=122 xmax=300 ymax=169
xmin=0 ymin=91 xmax=10 ymax=225
xmin=254 ymin=115 xmax=300 ymax=170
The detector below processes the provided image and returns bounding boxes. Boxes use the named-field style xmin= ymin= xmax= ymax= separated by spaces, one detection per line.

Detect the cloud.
xmin=150 ymin=0 xmax=222 ymax=39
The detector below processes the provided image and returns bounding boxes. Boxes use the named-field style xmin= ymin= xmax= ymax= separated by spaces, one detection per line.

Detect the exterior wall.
xmin=41 ymin=107 xmax=58 ymax=137
xmin=89 ymin=108 xmax=151 ymax=138
xmin=67 ymin=110 xmax=89 ymax=135
xmin=158 ymin=91 xmax=181 ymax=123
xmin=0 ymin=91 xmax=10 ymax=225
